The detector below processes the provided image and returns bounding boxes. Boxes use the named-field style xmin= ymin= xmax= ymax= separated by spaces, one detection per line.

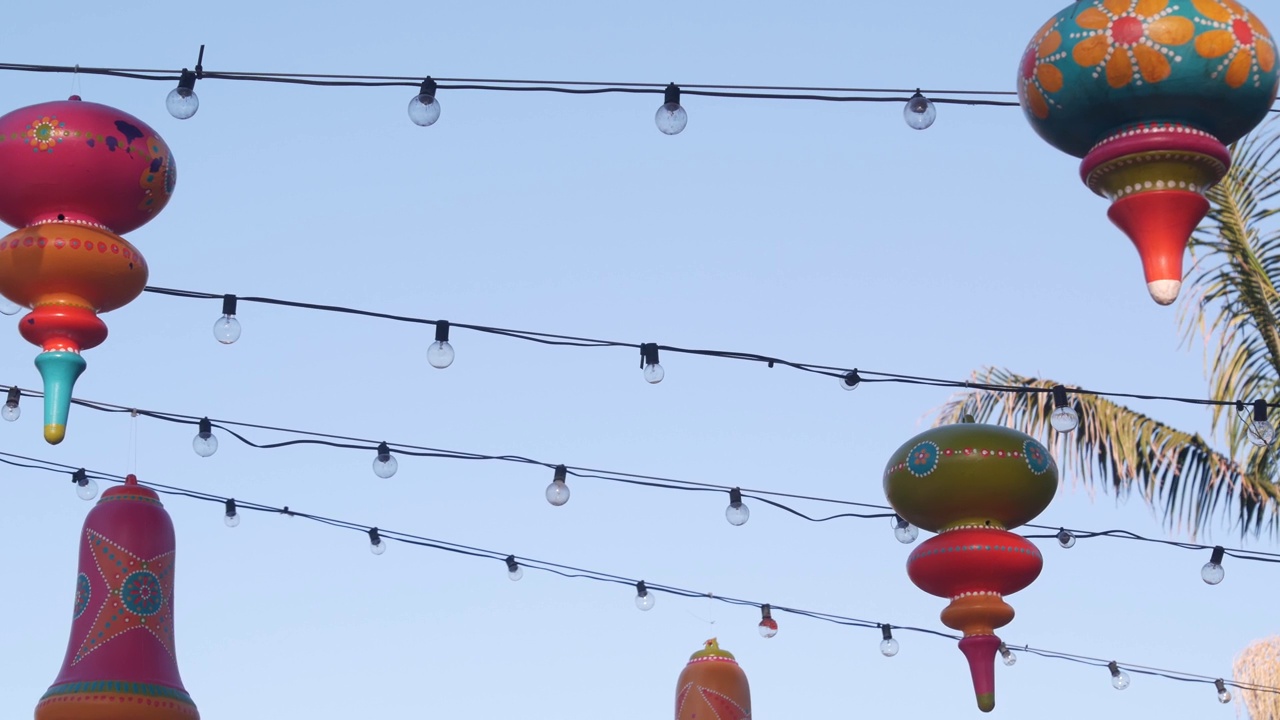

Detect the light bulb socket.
xmin=376 ymin=441 xmax=392 ymax=459
xmin=1215 ymin=678 xmax=1228 ymax=694
xmin=841 ymin=370 xmax=861 ymax=389
xmin=505 ymin=555 xmax=519 ymax=573
xmin=761 ymin=604 xmax=772 ymax=620
xmin=640 ymin=343 xmax=660 ymax=368
xmin=1210 ymin=545 xmax=1225 ymax=565
xmin=434 ymin=320 xmax=450 ymax=343
xmin=1253 ymin=399 xmax=1269 ymax=423
xmin=198 ymin=417 xmax=213 ymax=436
xmin=176 ymin=68 xmax=197 ymax=92
xmin=880 ymin=624 xmax=893 ymax=641
xmin=729 ymin=487 xmax=743 ymax=506
xmin=553 ymin=464 xmax=567 ymax=483
xmin=636 ymin=580 xmax=649 ymax=597
xmin=1108 ymin=661 xmax=1121 ymax=678
xmin=368 ymin=527 xmax=382 ymax=546
xmin=419 ymin=76 xmax=438 ymax=99
xmin=1051 ymin=384 xmax=1070 ymax=409
xmin=72 ymin=468 xmax=89 ymax=487
xmin=221 ymin=294 xmax=238 ymax=317
xmin=224 ymin=498 xmax=237 ymax=518
xmin=663 ymin=83 xmax=681 ymax=106
xmin=893 ymin=513 xmax=908 ymax=529
xmin=5 ymin=387 xmax=20 ymax=407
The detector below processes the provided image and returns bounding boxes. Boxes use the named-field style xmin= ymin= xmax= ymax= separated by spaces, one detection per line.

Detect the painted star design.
xmin=675 ymin=683 xmax=751 ymax=720
xmin=73 ymin=529 xmax=176 ymax=665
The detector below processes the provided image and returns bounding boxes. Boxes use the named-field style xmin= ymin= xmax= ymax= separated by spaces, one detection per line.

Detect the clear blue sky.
xmin=0 ymin=1 xmax=1274 ymax=718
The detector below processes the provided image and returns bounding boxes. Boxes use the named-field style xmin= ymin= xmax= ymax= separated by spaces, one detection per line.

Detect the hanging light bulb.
xmin=427 ymin=320 xmax=455 ymax=369
xmin=891 ymin=514 xmax=919 ymax=544
xmin=1215 ymin=678 xmax=1232 ymax=704
xmin=546 ymin=464 xmax=571 ymax=506
xmin=839 ymin=370 xmax=861 ymax=391
xmin=72 ymin=468 xmax=98 ymax=501
xmin=2 ymin=387 xmax=21 ymax=422
xmin=758 ymin=604 xmax=778 ymax=638
xmin=635 ymin=580 xmax=655 ymax=611
xmin=192 ymin=417 xmax=219 ymax=457
xmin=0 ymin=297 xmax=21 ymax=315
xmin=224 ymin=498 xmax=241 ymax=528
xmin=213 ymin=294 xmax=242 ymax=344
xmin=879 ymin=624 xmax=900 ymax=657
xmin=655 ymin=83 xmax=688 ymax=135
xmin=903 ymin=90 xmax=937 ymax=130
xmin=725 ymin=487 xmax=750 ymax=526
xmin=999 ymin=642 xmax=1017 ymax=667
xmin=166 ymin=68 xmax=200 ymax=120
xmin=369 ymin=527 xmax=387 ymax=555
xmin=1108 ymin=661 xmax=1131 ymax=690
xmin=1050 ymin=385 xmax=1080 ymax=433
xmin=408 ymin=76 xmax=442 ymax=127
xmin=640 ymin=343 xmax=664 ymax=384
xmin=1201 ymin=545 xmax=1226 ymax=585
xmin=1056 ymin=527 xmax=1077 ymax=549
xmin=1247 ymin=399 xmax=1275 ymax=447
xmin=504 ymin=554 xmax=524 ymax=581
xmin=372 ymin=442 xmax=399 ymax=479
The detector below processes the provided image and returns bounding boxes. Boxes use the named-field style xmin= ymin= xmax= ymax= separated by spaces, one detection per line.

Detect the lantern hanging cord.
xmin=2 ymin=452 xmax=1275 ymax=698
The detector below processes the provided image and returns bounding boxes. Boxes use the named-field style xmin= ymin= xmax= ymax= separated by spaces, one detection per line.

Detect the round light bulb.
xmin=2 ymin=402 xmax=19 ymax=422
xmin=758 ymin=618 xmax=778 ymax=638
xmin=545 ymin=480 xmax=570 ymax=506
xmin=408 ymin=94 xmax=441 ymax=126
xmin=508 ymin=566 xmax=524 ymax=581
xmin=655 ymin=102 xmax=687 ymax=135
xmin=839 ymin=374 xmax=860 ymax=391
xmin=1218 ymin=687 xmax=1232 ymax=704
xmin=193 ymin=431 xmax=218 ymax=458
xmin=725 ymin=502 xmax=750 ymax=527
xmin=636 ymin=592 xmax=655 ymax=611
xmin=880 ymin=638 xmax=900 ymax=657
xmin=643 ymin=363 xmax=665 ymax=384
xmin=894 ymin=522 xmax=919 ymax=544
xmin=224 ymin=512 xmax=240 ymax=528
xmin=213 ymin=315 xmax=242 ymax=344
xmin=903 ymin=93 xmax=936 ymax=130
xmin=1248 ymin=419 xmax=1276 ymax=447
xmin=1051 ymin=405 xmax=1080 ymax=433
xmin=76 ymin=478 xmax=99 ymax=501
xmin=370 ymin=539 xmax=387 ymax=556
xmin=373 ymin=453 xmax=399 ymax=479
xmin=1057 ymin=529 xmax=1076 ymax=549
xmin=166 ymin=87 xmax=200 ymax=120
xmin=427 ymin=340 xmax=455 ymax=369
xmin=1001 ymin=648 xmax=1017 ymax=666
xmin=1201 ymin=561 xmax=1225 ymax=585
xmin=1111 ymin=670 xmax=1131 ymax=690
xmin=0 ymin=298 xmax=21 ymax=315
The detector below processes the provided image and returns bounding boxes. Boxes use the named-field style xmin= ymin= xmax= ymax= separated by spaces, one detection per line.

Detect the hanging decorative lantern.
xmin=675 ymin=639 xmax=751 ymax=720
xmin=35 ymin=475 xmax=199 ymax=719
xmin=1018 ymin=0 xmax=1278 ymax=305
xmin=0 ymin=97 xmax=175 ymax=443
xmin=883 ymin=420 xmax=1057 ymax=712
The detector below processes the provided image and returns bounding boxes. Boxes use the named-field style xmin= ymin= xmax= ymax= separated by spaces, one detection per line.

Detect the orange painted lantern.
xmin=675 ymin=639 xmax=751 ymax=720
xmin=884 ymin=421 xmax=1057 ymax=712
xmin=35 ymin=475 xmax=199 ymax=719
xmin=1018 ymin=0 xmax=1278 ymax=305
xmin=0 ymin=97 xmax=174 ymax=443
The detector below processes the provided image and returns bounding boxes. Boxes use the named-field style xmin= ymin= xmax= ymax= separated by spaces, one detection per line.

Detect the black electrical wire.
xmin=2 ymin=452 xmax=1272 ymax=698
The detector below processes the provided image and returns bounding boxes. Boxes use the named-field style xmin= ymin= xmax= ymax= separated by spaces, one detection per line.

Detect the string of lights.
xmin=1 ymin=451 xmax=1272 ymax=703
xmin=2 ymin=383 xmax=1278 ymax=579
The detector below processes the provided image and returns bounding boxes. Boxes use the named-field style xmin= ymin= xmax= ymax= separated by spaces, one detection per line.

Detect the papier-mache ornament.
xmin=884 ymin=419 xmax=1058 ymax=712
xmin=1018 ymin=0 xmax=1278 ymax=305
xmin=675 ymin=639 xmax=751 ymax=720
xmin=0 ymin=96 xmax=175 ymax=443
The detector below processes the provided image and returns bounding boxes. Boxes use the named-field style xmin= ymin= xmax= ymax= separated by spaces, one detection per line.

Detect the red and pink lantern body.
xmin=0 ymin=98 xmax=175 ymax=443
xmin=884 ymin=421 xmax=1057 ymax=712
xmin=35 ymin=475 xmax=198 ymax=719
xmin=675 ymin=639 xmax=751 ymax=720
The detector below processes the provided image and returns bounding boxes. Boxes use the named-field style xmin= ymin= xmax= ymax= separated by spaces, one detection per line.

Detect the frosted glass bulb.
xmin=166 ymin=87 xmax=199 ymax=119
xmin=546 ymin=480 xmax=570 ymax=506
xmin=1218 ymin=687 xmax=1232 ymax=704
xmin=224 ymin=512 xmax=240 ymax=528
xmin=758 ymin=618 xmax=778 ymax=638
xmin=894 ymin=522 xmax=918 ymax=544
xmin=1000 ymin=647 xmax=1017 ymax=666
xmin=904 ymin=93 xmax=936 ymax=130
xmin=643 ymin=363 xmax=665 ymax=384
xmin=880 ymin=638 xmax=899 ymax=657
xmin=839 ymin=372 xmax=860 ymax=391
xmin=655 ymin=102 xmax=687 ymax=135
xmin=427 ymin=340 xmax=455 ymax=369
xmin=214 ymin=315 xmax=242 ymax=344
xmin=1248 ymin=420 xmax=1275 ymax=447
xmin=636 ymin=592 xmax=655 ymax=611
xmin=408 ymin=94 xmax=441 ymax=126
xmin=508 ymin=566 xmax=524 ymax=581
xmin=76 ymin=477 xmax=99 ymax=501
xmin=193 ymin=431 xmax=218 ymax=457
xmin=0 ymin=298 xmax=21 ymax=315
xmin=725 ymin=502 xmax=749 ymax=526
xmin=2 ymin=402 xmax=19 ymax=422
xmin=1111 ymin=670 xmax=1130 ymax=690
xmin=1057 ymin=529 xmax=1076 ymax=548
xmin=1051 ymin=405 xmax=1080 ymax=433
xmin=1201 ymin=561 xmax=1225 ymax=585
xmin=370 ymin=539 xmax=387 ymax=555
xmin=373 ymin=452 xmax=398 ymax=479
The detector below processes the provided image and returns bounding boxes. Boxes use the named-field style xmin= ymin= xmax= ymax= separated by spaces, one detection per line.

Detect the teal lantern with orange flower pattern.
xmin=1018 ymin=0 xmax=1278 ymax=305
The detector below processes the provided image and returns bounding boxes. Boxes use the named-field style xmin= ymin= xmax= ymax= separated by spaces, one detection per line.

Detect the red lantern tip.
xmin=124 ymin=474 xmax=138 ymax=486
xmin=67 ymin=95 xmax=81 ymax=101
